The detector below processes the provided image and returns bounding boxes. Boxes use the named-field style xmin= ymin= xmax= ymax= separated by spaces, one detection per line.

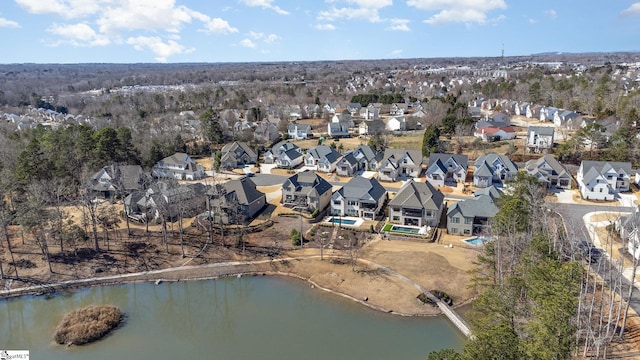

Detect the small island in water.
xmin=53 ymin=305 xmax=123 ymax=346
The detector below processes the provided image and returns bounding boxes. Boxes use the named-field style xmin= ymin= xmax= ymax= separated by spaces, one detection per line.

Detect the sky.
xmin=1 ymin=0 xmax=640 ymax=64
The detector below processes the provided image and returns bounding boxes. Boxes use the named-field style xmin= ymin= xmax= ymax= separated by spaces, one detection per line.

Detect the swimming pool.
xmin=463 ymin=237 xmax=487 ymax=245
xmin=326 ymin=217 xmax=359 ymax=226
xmin=390 ymin=225 xmax=420 ymax=234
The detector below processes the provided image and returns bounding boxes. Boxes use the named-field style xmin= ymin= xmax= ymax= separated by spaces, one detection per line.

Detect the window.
xmin=465 ymin=218 xmax=473 ymax=224
xmin=347 ymin=200 xmax=357 ymax=206
xmin=392 ymin=216 xmax=400 ymax=221
xmin=464 ymin=229 xmax=471 ymax=235
xmin=451 ymin=217 xmax=460 ymax=224
xmin=425 ymin=210 xmax=433 ymax=217
xmin=451 ymin=228 xmax=458 ymax=234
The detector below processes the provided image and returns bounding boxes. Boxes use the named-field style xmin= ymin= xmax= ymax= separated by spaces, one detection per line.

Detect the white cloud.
xmin=47 ymin=22 xmax=110 ymax=46
xmin=314 ymin=23 xmax=337 ymax=30
xmin=391 ymin=49 xmax=403 ymax=56
xmin=14 ymin=0 xmax=238 ymax=61
xmin=407 ymin=0 xmax=507 ymax=25
xmin=16 ymin=0 xmax=102 ymax=19
xmin=528 ymin=18 xmax=536 ymax=24
xmin=0 ymin=17 xmax=20 ymax=28
xmin=240 ymin=39 xmax=257 ymax=48
xmin=621 ymin=3 xmax=640 ymax=16
xmin=127 ymin=35 xmax=193 ymax=62
xmin=265 ymin=34 xmax=279 ymax=42
xmin=246 ymin=31 xmax=279 ymax=42
xmin=545 ymin=9 xmax=557 ymax=19
xmin=387 ymin=18 xmax=410 ymax=31
xmin=318 ymin=0 xmax=392 ymax=23
xmin=239 ymin=0 xmax=289 ymax=15
xmin=319 ymin=7 xmax=382 ymax=22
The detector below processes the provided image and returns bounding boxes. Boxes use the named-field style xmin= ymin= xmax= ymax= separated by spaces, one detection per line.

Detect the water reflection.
xmin=0 ymin=277 xmax=465 ymax=360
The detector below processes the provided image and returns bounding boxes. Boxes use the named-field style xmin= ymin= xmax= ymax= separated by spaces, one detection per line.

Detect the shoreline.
xmin=0 ymin=255 xmax=466 ymax=317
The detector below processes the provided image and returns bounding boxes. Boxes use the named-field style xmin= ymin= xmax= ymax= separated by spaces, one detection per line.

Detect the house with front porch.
xmin=317 ymin=149 xmax=343 ymax=173
xmin=276 ymin=148 xmax=304 ymax=169
xmin=220 ymin=141 xmax=258 ymax=169
xmin=447 ymin=186 xmax=501 ymax=236
xmin=288 ymin=123 xmax=312 ymax=140
xmin=264 ymin=141 xmax=300 ymax=164
xmin=305 ymin=145 xmax=340 ymax=169
xmin=577 ymin=160 xmax=632 ymax=201
xmin=358 ymin=119 xmax=385 ymax=135
xmin=387 ymin=180 xmax=444 ymax=227
xmin=331 ymin=176 xmax=387 ymax=220
xmin=377 ymin=149 xmax=424 ymax=182
xmin=281 ymin=170 xmax=333 ymax=213
xmin=152 ymin=152 xmax=205 ymax=180
xmin=426 ymin=153 xmax=468 ymax=187
xmin=473 ymin=153 xmax=519 ymax=188
xmin=524 ymin=154 xmax=572 ymax=189
xmin=526 ymin=126 xmax=554 ymax=153
xmin=336 ymin=145 xmax=379 ymax=176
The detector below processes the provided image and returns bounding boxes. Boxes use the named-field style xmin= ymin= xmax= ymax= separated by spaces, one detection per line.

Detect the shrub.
xmin=53 ymin=305 xmax=123 ymax=346
xmin=369 ymin=224 xmax=375 ymax=233
xmin=311 ymin=209 xmax=319 ymax=218
xmin=417 ymin=293 xmax=436 ymax=306
xmin=290 ymin=229 xmax=301 ymax=246
xmin=309 ymin=225 xmax=317 ymax=236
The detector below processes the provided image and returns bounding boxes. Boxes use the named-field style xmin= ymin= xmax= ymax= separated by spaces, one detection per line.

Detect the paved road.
xmin=550 ymin=202 xmax=640 ymax=312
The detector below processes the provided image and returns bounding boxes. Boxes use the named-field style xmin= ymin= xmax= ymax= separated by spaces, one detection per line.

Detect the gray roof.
xmin=161 ymin=152 xmax=194 ymax=165
xmin=447 ymin=194 xmax=499 ymax=218
xmin=221 ymin=141 xmax=258 ymax=158
xmin=527 ymin=126 xmax=554 ymax=137
xmin=336 ymin=176 xmax=386 ymax=202
xmin=473 ymin=185 xmax=502 ymax=200
xmin=307 ymin=145 xmax=336 ymax=160
xmin=224 ymin=177 xmax=265 ymax=205
xmin=388 ymin=180 xmax=444 ymax=210
xmin=353 ymin=145 xmax=376 ymax=161
xmin=428 ymin=153 xmax=468 ymax=170
xmin=381 ymin=149 xmax=423 ymax=166
xmin=285 ymin=170 xmax=333 ymax=197
xmin=339 ymin=152 xmax=359 ymax=167
xmin=283 ymin=148 xmax=303 ymax=160
xmin=475 ymin=153 xmax=518 ymax=173
xmin=581 ymin=160 xmax=632 ymax=184
xmin=525 ymin=154 xmax=570 ymax=179
xmin=288 ymin=123 xmax=311 ymax=132
xmin=271 ymin=141 xmax=300 ymax=156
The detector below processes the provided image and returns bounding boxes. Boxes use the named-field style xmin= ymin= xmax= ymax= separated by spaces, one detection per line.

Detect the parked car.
xmin=576 ymin=240 xmax=602 ymax=263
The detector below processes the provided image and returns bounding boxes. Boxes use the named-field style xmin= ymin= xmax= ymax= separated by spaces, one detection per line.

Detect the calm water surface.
xmin=0 ymin=276 xmax=466 ymax=359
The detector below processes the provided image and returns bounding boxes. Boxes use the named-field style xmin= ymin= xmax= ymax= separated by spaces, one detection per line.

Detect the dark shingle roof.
xmin=388 ymin=180 xmax=443 ymax=210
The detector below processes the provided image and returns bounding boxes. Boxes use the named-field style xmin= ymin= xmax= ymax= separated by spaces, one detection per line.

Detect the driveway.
xmin=550 ymin=188 xmax=576 ymax=204
xmin=618 ymin=193 xmax=638 ymax=208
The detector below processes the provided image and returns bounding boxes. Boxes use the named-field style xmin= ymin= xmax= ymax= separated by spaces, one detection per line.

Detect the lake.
xmin=0 ymin=276 xmax=466 ymax=359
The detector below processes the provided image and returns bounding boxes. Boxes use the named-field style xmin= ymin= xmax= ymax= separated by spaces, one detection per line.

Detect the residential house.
xmin=411 ymin=109 xmax=428 ymax=119
xmin=254 ymin=121 xmax=279 ymax=143
xmin=305 ymin=104 xmax=321 ymax=118
xmin=377 ymin=149 xmax=423 ymax=182
xmin=317 ymin=148 xmax=343 ymax=173
xmin=386 ymin=116 xmax=407 ymax=131
xmin=514 ymin=102 xmax=530 ymax=116
xmin=526 ymin=104 xmax=543 ymax=119
xmin=447 ymin=186 xmax=501 ymax=236
xmin=281 ymin=170 xmax=333 ymax=212
xmin=426 ymin=153 xmax=469 ymax=187
xmin=336 ymin=145 xmax=379 ymax=176
xmin=616 ymin=206 xmax=640 ymax=259
xmin=524 ymin=154 xmax=572 ymax=189
xmin=331 ymin=176 xmax=387 ymax=219
xmin=553 ymin=110 xmax=580 ymax=127
xmin=288 ymin=123 xmax=312 ymax=140
xmin=305 ymin=145 xmax=338 ymax=168
xmin=467 ymin=106 xmax=482 ymax=119
xmin=88 ymin=164 xmax=151 ymax=199
xmin=387 ymin=180 xmax=445 ymax=227
xmin=540 ymin=106 xmax=558 ymax=122
xmin=577 ymin=160 xmax=632 ymax=200
xmin=328 ymin=114 xmax=352 ymax=138
xmin=474 ymin=125 xmax=516 ymax=141
xmin=390 ymin=103 xmax=408 ymax=116
xmin=526 ymin=126 xmax=555 ymax=153
xmin=359 ymin=107 xmax=380 ymax=120
xmin=323 ymin=103 xmax=341 ymax=115
xmin=125 ymin=181 xmax=206 ymax=223
xmin=347 ymin=103 xmax=362 ymax=117
xmin=473 ymin=153 xmax=519 ymax=188
xmin=206 ymin=177 xmax=266 ymax=224
xmin=220 ymin=141 xmax=258 ymax=169
xmin=358 ymin=119 xmax=386 ymax=135
xmin=276 ymin=148 xmax=304 ymax=169
xmin=152 ymin=152 xmax=205 ymax=180
xmin=264 ymin=141 xmax=300 ymax=164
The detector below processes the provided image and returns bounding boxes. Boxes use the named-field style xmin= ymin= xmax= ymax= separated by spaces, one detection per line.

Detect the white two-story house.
xmin=577 ymin=160 xmax=632 ymax=201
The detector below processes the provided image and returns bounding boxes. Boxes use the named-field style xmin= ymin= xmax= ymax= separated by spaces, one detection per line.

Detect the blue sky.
xmin=1 ymin=0 xmax=639 ymax=63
